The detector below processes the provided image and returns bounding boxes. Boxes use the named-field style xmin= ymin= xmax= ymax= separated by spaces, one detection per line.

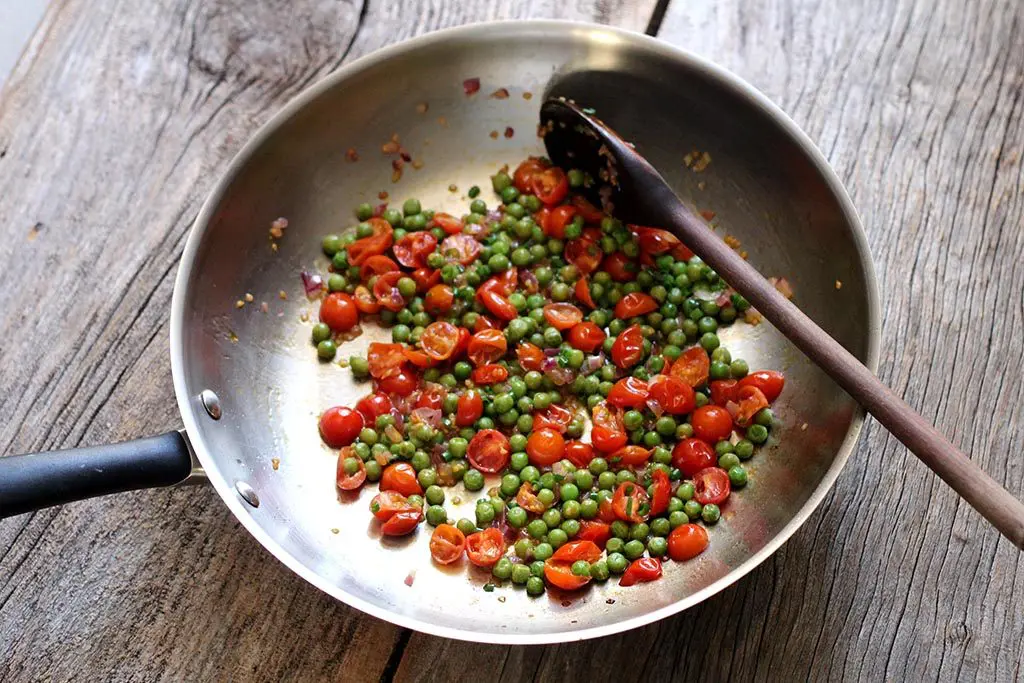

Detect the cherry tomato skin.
xmin=346 ymin=218 xmax=394 ymax=265
xmin=516 ymin=342 xmax=546 ymax=371
xmin=513 ymin=157 xmax=548 ymax=193
xmin=393 ymin=232 xmax=437 ymax=269
xmin=576 ymin=521 xmax=612 ymax=549
xmin=355 ymin=392 xmax=393 ymax=423
xmin=372 ymin=271 xmax=406 ymax=312
xmin=380 ymin=462 xmax=423 ymax=496
xmin=420 ymin=321 xmax=461 ymax=361
xmin=380 ymin=509 xmax=423 ymax=536
xmin=473 ymin=315 xmax=500 ymax=333
xmin=527 ymin=428 xmax=566 ymax=467
xmin=359 ymin=254 xmax=400 ymax=280
xmin=440 ymin=234 xmax=481 ymax=265
xmin=564 ymin=237 xmax=603 ymax=274
xmin=709 ymin=379 xmax=739 ymax=406
xmin=603 ymin=251 xmax=637 ymax=282
xmin=467 ymin=429 xmax=511 ymax=473
xmin=467 ymin=329 xmax=508 ymax=366
xmin=607 ymin=377 xmax=650 ymax=409
xmin=336 ymin=450 xmax=367 ymax=490
xmin=402 ymin=347 xmax=433 ymax=369
xmin=456 ymin=390 xmax=484 ymax=427
xmin=542 ymin=204 xmax=577 ymax=238
xmin=430 ymin=212 xmax=463 ymax=235
xmin=668 ymin=523 xmax=709 ymax=561
xmin=567 ymin=322 xmax=606 ymax=352
xmin=738 ymin=370 xmax=786 ymax=403
xmin=424 ymin=284 xmax=455 ymax=315
xmin=465 ymin=528 xmax=506 ymax=567
xmin=319 ymin=406 xmax=364 ymax=448
xmin=611 ymin=325 xmax=645 ymax=369
xmin=533 ymin=404 xmax=573 ymax=433
xmin=377 ymin=368 xmax=418 ymax=397
xmin=414 ymin=386 xmax=446 ymax=411
xmin=429 ymin=524 xmax=466 ymax=565
xmin=531 ymin=167 xmax=569 ymax=206
xmin=691 ymin=405 xmax=734 ymax=443
xmin=614 ymin=292 xmax=658 ymax=319
xmin=551 ymin=540 xmax=601 ymax=563
xmin=647 ymin=375 xmax=696 ymax=415
xmin=612 ymin=482 xmax=651 ymax=523
xmin=649 ymin=469 xmax=671 ymax=516
xmin=451 ymin=327 xmax=471 ymax=359
xmin=619 ymin=557 xmax=662 ymax=587
xmin=591 ymin=425 xmax=628 ymax=453
xmin=367 ymin=342 xmax=407 ymax=379
xmin=693 ymin=467 xmax=731 ymax=505
xmin=732 ymin=385 xmax=770 ymax=427
xmin=672 ymin=438 xmax=717 ymax=477
xmin=478 ymin=289 xmax=517 ymax=321
xmin=610 ymin=445 xmax=651 ymax=467
xmin=564 ymin=440 xmax=596 ymax=468
xmin=319 ymin=292 xmax=359 ymax=332
xmin=516 ymin=482 xmax=546 ymax=513
xmin=671 ymin=347 xmax=711 ymax=388
xmin=471 ymin=364 xmax=508 ymax=385
xmin=411 ymin=267 xmax=442 ymax=293
xmin=543 ymin=303 xmax=584 ymax=331
xmin=574 ymin=277 xmax=596 ymax=308
xmin=353 ymin=285 xmax=381 ymax=314
xmin=570 ymin=195 xmax=605 ymax=223
xmin=369 ymin=490 xmax=412 ymax=521
xmin=544 ymin=540 xmax=601 ymax=590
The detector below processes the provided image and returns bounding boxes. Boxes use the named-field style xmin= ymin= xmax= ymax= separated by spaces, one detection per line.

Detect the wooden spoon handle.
xmin=660 ymin=197 xmax=1024 ymax=549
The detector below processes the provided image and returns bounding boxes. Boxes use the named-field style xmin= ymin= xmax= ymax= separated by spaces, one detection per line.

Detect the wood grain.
xmin=0 ymin=0 xmax=1021 ymax=681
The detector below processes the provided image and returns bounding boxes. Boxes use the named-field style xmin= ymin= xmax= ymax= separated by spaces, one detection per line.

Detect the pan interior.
xmin=173 ymin=24 xmax=877 ymax=642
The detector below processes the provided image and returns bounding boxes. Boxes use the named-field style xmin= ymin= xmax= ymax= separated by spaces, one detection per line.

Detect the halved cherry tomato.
xmin=377 ymin=368 xmax=418 ymax=396
xmin=649 ymin=469 xmax=671 ymax=516
xmin=668 ymin=523 xmax=709 ymax=561
xmin=424 ymin=284 xmax=454 ymax=315
xmin=353 ymin=285 xmax=381 ymax=314
xmin=381 ymin=509 xmax=423 ymax=536
xmin=440 ymin=233 xmax=481 ymax=265
xmin=414 ymin=386 xmax=446 ymax=411
xmin=369 ymin=490 xmax=414 ymax=521
xmin=516 ymin=342 xmax=545 ymax=371
xmin=359 ymin=254 xmax=400 ymax=280
xmin=420 ymin=321 xmax=460 ymax=361
xmin=576 ymin=521 xmax=612 ymax=549
xmin=319 ymin=406 xmax=364 ymax=448
xmin=615 ymin=292 xmax=658 ymax=319
xmin=542 ymin=204 xmax=577 ymax=238
xmin=671 ymin=347 xmax=711 ymax=388
xmin=730 ymin=385 xmax=769 ymax=427
xmin=607 ymin=377 xmax=649 ymax=408
xmin=619 ymin=557 xmax=662 ymax=587
xmin=648 ymin=375 xmax=696 ymax=415
xmin=603 ymin=252 xmax=637 ymax=282
xmin=456 ymin=390 xmax=484 ymax=426
xmin=471 ymin=364 xmax=508 ymax=385
xmin=527 ymin=428 xmax=566 ymax=467
xmin=346 ymin=218 xmax=394 ymax=265
xmin=630 ymin=225 xmax=687 ymax=258
xmin=429 ymin=524 xmax=466 ymax=564
xmin=367 ymin=343 xmax=407 ymax=379
xmin=693 ymin=467 xmax=731 ymax=505
xmin=532 ymin=167 xmax=569 ymax=206
xmin=393 ymin=232 xmax=437 ymax=269
xmin=692 ymin=405 xmax=734 ymax=443
xmin=468 ymin=429 xmax=511 ymax=473
xmin=565 ymin=440 xmax=596 ymax=468
xmin=591 ymin=402 xmax=628 ymax=453
xmin=473 ymin=316 xmax=500 ymax=333
xmin=610 ymin=325 xmax=645 ymax=368
xmin=543 ymin=303 xmax=583 ymax=331
xmin=598 ymin=494 xmax=617 ymax=523
xmin=567 ymin=322 xmax=606 ymax=352
xmin=564 ymin=236 xmax=602 ymax=274
xmin=319 ymin=292 xmax=359 ymax=332
xmin=411 ymin=267 xmax=442 ymax=293
xmin=513 ymin=157 xmax=548 ymax=193
xmin=451 ymin=327 xmax=471 ymax=359
xmin=478 ymin=289 xmax=517 ymax=321
xmin=543 ymin=540 xmax=601 ymax=590
xmin=467 ymin=329 xmax=507 ymax=366
xmin=533 ymin=404 xmax=573 ymax=433
xmin=709 ymin=379 xmax=739 ymax=406
xmin=355 ymin=392 xmax=393 ymax=423
xmin=336 ymin=448 xmax=367 ymax=490
xmin=483 ymin=267 xmax=518 ymax=296
xmin=381 ymin=462 xmax=423 ymax=496
xmin=430 ymin=212 xmax=463 ymax=235
xmin=672 ymin=438 xmax=716 ymax=477
xmin=613 ymin=482 xmax=651 ymax=523
xmin=570 ymin=195 xmax=605 ymax=223
xmin=516 ymin=482 xmax=546 ymax=513
xmin=402 ymin=347 xmax=433 ymax=369
xmin=574 ymin=277 xmax=596 ymax=308
xmin=465 ymin=528 xmax=506 ymax=567
xmin=738 ymin=370 xmax=785 ymax=403
xmin=372 ymin=271 xmax=406 ymax=312
xmin=610 ymin=445 xmax=651 ymax=467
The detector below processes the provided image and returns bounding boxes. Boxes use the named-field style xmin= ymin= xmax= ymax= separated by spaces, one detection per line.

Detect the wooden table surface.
xmin=1 ymin=0 xmax=1022 ymax=680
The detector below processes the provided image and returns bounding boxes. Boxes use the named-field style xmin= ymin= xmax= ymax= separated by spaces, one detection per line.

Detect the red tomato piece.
xmin=402 ymin=347 xmax=433 ymax=369
xmin=574 ymin=277 xmax=596 ymax=308
xmin=648 ymin=375 xmax=696 ymax=416
xmin=319 ymin=292 xmax=359 ymax=332
xmin=612 ymin=482 xmax=650 ymax=523
xmin=516 ymin=482 xmax=546 ymax=513
xmin=420 ymin=321 xmax=460 ymax=361
xmin=468 ymin=429 xmax=511 ymax=473
xmin=430 ymin=212 xmax=463 ymax=235
xmin=543 ymin=540 xmax=601 ymax=590
xmin=693 ymin=467 xmax=731 ymax=505
xmin=691 ymin=405 xmax=734 ymax=442
xmin=336 ymin=448 xmax=367 ymax=490
xmin=372 ymin=271 xmax=406 ymax=312
xmin=346 ymin=218 xmax=394 ymax=265
xmin=533 ymin=404 xmax=574 ymax=433
xmin=478 ymin=289 xmax=517 ymax=321
xmin=730 ymin=385 xmax=769 ymax=427
xmin=355 ymin=392 xmax=393 ymax=423
xmin=516 ymin=342 xmax=546 ymax=371
xmin=607 ymin=377 xmax=650 ymax=409
xmin=424 ymin=284 xmax=454 ymax=315
xmin=552 ymin=539 xmax=601 ymax=563
xmin=380 ymin=509 xmax=423 ymax=536
xmin=467 ymin=329 xmax=508 ymax=366
xmin=532 ymin=167 xmax=569 ymax=206
xmin=319 ymin=406 xmax=364 ymax=448
xmin=649 ymin=469 xmax=671 ymax=516
xmin=369 ymin=490 xmax=413 ymax=521
xmin=483 ymin=267 xmax=518 ymax=296
xmin=451 ymin=327 xmax=471 ymax=359
xmin=440 ymin=234 xmax=481 ymax=265
xmin=567 ymin=322 xmax=606 ymax=352
xmin=377 ymin=368 xmax=418 ymax=396
xmin=527 ymin=428 xmax=566 ymax=467
xmin=471 ymin=364 xmax=508 ymax=385
xmin=564 ymin=236 xmax=603 ymax=275
xmin=353 ymin=285 xmax=381 ymax=314
xmin=614 ymin=292 xmax=658 ymax=319
xmin=576 ymin=520 xmax=612 ymax=549
xmin=359 ymin=254 xmax=400 ymax=281
xmin=513 ymin=157 xmax=548 ymax=193
xmin=380 ymin=462 xmax=423 ymax=496
xmin=570 ymin=195 xmax=605 ymax=223
xmin=473 ymin=316 xmax=500 ymax=333
xmin=672 ymin=438 xmax=716 ymax=477
xmin=429 ymin=524 xmax=466 ymax=565
xmin=542 ymin=204 xmax=577 ymax=239
xmin=668 ymin=523 xmax=709 ymax=562
xmin=603 ymin=251 xmax=637 ymax=282
xmin=543 ymin=303 xmax=583 ymax=331
xmin=367 ymin=342 xmax=407 ymax=379
xmin=671 ymin=347 xmax=710 ymax=388
xmin=564 ymin=440 xmax=596 ymax=468
xmin=629 ymin=225 xmax=685 ymax=257
xmin=591 ymin=426 xmax=628 ymax=453
xmin=738 ymin=370 xmax=785 ymax=403
xmin=610 ymin=445 xmax=651 ymax=467
xmin=465 ymin=528 xmax=506 ymax=567
xmin=414 ymin=386 xmax=446 ymax=411
xmin=610 ymin=325 xmax=645 ymax=368
xmin=709 ymin=379 xmax=739 ymax=406
xmin=619 ymin=557 xmax=662 ymax=587
xmin=456 ymin=390 xmax=484 ymax=426
xmin=411 ymin=267 xmax=442 ymax=293
xmin=393 ymin=232 xmax=437 ymax=269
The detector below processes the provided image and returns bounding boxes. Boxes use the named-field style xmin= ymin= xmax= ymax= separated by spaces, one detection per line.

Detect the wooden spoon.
xmin=540 ymin=98 xmax=1024 ymax=549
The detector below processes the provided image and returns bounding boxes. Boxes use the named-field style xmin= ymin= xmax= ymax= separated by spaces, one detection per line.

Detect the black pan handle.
xmin=0 ymin=432 xmax=194 ymax=518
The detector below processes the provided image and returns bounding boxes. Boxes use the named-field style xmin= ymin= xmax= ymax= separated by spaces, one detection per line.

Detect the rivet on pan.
xmin=199 ymin=390 xmax=222 ymax=420
xmin=235 ymin=481 xmax=260 ymax=508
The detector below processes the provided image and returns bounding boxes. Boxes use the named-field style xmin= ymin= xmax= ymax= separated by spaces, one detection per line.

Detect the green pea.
xmin=507 ymin=506 xmax=528 ymax=529
xmin=456 ymin=518 xmax=477 ymax=536
xmin=548 ymin=528 xmax=569 ymax=548
xmin=529 ymin=542 xmax=551 ymax=562
xmin=526 ymin=576 xmax=545 ymax=596
xmin=588 ymin=458 xmax=608 ymax=475
xmin=364 ymin=460 xmax=382 ymax=481
xmin=702 ymin=503 xmax=721 ymax=523
xmin=623 ymin=410 xmax=644 ymax=431
xmin=464 ymin=469 xmax=485 ymax=491
xmin=500 ymin=473 xmax=521 ymax=497
xmin=684 ymin=499 xmax=702 ymax=519
xmin=397 ymin=277 xmax=417 ymax=298
xmin=629 ymin=522 xmax=650 ymax=541
xmin=527 ymin=519 xmax=548 ymax=539
xmin=311 ymin=323 xmax=332 ymax=345
xmin=407 ymin=495 xmax=424 ymax=509
xmin=747 ymin=424 xmax=769 ymax=444
xmin=623 ymin=539 xmax=646 ymax=560
xmin=647 ymin=536 xmax=668 ymax=557
xmin=391 ymin=324 xmax=411 ymax=343
xmin=668 ymin=510 xmax=689 ymax=528
xmin=650 ymin=517 xmax=671 ymax=537
xmin=605 ymin=552 xmax=627 ymax=574
xmin=542 ymin=508 xmax=562 ymax=528
xmin=418 ymin=468 xmax=437 ymax=489
xmin=492 ymin=557 xmax=513 ymax=580
xmin=598 ymin=471 xmax=617 ymax=490
xmin=729 ymin=465 xmax=748 ymax=487
xmin=652 ymin=447 xmax=672 ymax=465
xmin=655 ymin=416 xmax=677 ymax=436
xmin=510 ymin=563 xmax=532 ymax=585
xmin=755 ymin=408 xmax=774 ymax=427
xmin=492 ymin=172 xmax=512 ymax=192
xmin=426 ymin=505 xmax=448 ymax=526
xmin=403 ymin=214 xmax=427 ymax=230
xmin=719 ymin=452 xmax=741 ymax=470
xmin=735 ymin=439 xmax=755 ymax=460
xmin=550 ymin=282 xmax=570 ymax=301
xmin=700 ymin=332 xmax=720 ymax=351
xmin=425 ymin=485 xmax=445 ymax=506
xmin=402 ymin=198 xmax=421 ymax=215
xmin=475 ymin=501 xmax=495 ymax=526
xmin=317 ymin=340 xmax=337 ymax=360
xmin=321 ymin=234 xmax=342 ymax=256
xmin=520 ymin=465 xmax=540 ymax=483
xmin=579 ymin=498 xmax=598 ymax=519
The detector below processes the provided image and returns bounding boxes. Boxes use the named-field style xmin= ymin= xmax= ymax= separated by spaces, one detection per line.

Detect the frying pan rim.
xmin=169 ymin=19 xmax=882 ymax=644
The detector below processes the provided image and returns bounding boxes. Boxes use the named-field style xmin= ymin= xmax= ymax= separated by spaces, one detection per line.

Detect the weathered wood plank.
xmin=0 ymin=1 xmax=657 ymax=681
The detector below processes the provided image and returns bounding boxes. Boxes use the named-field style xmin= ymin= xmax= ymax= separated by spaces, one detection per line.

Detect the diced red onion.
xmin=725 ymin=400 xmax=741 ymax=422
xmin=301 ymin=271 xmax=323 ymax=295
xmin=486 ymin=209 xmax=503 ymax=223
xmin=411 ymin=408 xmax=442 ymax=428
xmin=715 ymin=290 xmax=731 ymax=307
xmin=544 ymin=364 xmax=576 ymax=386
xmin=404 ymin=571 xmax=416 ymax=587
xmin=520 ymin=270 xmax=539 ymax=294
xmin=384 ymin=424 xmax=403 ymax=444
xmin=373 ymin=203 xmax=388 ymax=217
xmin=463 ymin=77 xmax=481 ymax=95
xmin=544 ymin=348 xmax=560 ymax=358
xmin=646 ymin=398 xmax=665 ymax=418
xmin=582 ymin=353 xmax=605 ymax=374
xmin=551 ymin=461 xmax=572 ymax=480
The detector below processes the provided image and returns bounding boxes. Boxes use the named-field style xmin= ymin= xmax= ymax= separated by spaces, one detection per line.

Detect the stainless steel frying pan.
xmin=0 ymin=21 xmax=879 ymax=643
